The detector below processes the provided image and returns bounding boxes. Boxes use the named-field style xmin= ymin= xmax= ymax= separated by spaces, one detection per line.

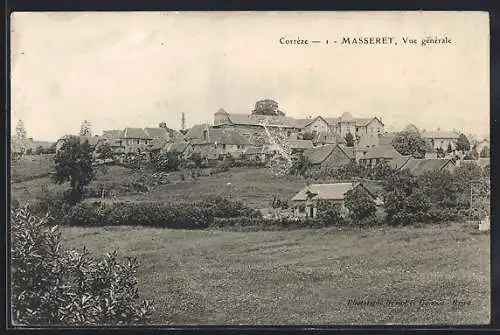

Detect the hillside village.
xmin=12 ymin=99 xmax=489 ymax=172
xmin=11 ymin=99 xmax=490 ymax=225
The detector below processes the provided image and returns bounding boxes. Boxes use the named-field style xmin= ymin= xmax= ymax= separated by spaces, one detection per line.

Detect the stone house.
xmin=187 ymin=124 xmax=255 ymax=160
xmin=358 ymin=145 xmax=403 ymax=168
xmin=398 ymin=158 xmax=456 ymax=176
xmin=120 ymin=128 xmax=153 ymax=155
xmin=291 ymin=182 xmax=376 ymax=218
xmin=296 ymin=116 xmax=330 ymax=135
xmin=421 ymin=130 xmax=459 ymax=151
xmin=288 ymin=139 xmax=314 ymax=154
xmin=302 ymin=144 xmax=355 ymax=170
xmin=325 ymin=112 xmax=384 ymax=139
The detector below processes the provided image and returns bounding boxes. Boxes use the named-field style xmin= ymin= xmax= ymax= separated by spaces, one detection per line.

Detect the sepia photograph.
xmin=9 ymin=11 xmax=490 ymax=326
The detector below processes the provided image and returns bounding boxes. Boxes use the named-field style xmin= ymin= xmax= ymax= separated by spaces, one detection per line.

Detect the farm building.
xmin=188 ymin=125 xmax=256 ymax=160
xmin=291 ymin=182 xmax=377 ymax=218
xmin=302 ymin=144 xmax=355 ymax=170
xmin=120 ymin=128 xmax=152 ymax=154
xmin=399 ymin=158 xmax=456 ymax=176
xmin=421 ymin=130 xmax=459 ymax=151
xmin=312 ymin=131 xmax=345 ymax=146
xmin=288 ymin=139 xmax=314 ymax=153
xmin=358 ymin=145 xmax=403 ymax=168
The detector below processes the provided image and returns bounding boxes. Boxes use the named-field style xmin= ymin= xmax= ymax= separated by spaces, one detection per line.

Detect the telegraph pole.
xmin=181 ymin=113 xmax=186 ymax=132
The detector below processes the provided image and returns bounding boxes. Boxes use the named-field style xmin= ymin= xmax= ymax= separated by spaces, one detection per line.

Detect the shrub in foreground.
xmin=11 ymin=206 xmax=154 ymax=326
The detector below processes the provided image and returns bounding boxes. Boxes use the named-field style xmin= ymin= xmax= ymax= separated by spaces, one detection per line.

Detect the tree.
xmin=151 ymin=150 xmax=180 ymax=172
xmin=391 ymin=130 xmax=427 ymax=158
xmin=344 ymin=132 xmax=355 ymax=147
xmin=190 ymin=152 xmax=203 ymax=168
xmin=456 ymin=133 xmax=471 ymax=152
xmin=383 ymin=170 xmax=431 ymax=225
xmin=480 ymin=146 xmax=490 ymax=158
xmin=344 ymin=187 xmax=376 ymax=222
xmin=15 ymin=119 xmax=27 ymax=140
xmin=252 ymin=99 xmax=285 ymax=116
xmin=290 ymin=154 xmax=312 ymax=178
xmin=447 ymin=143 xmax=453 ymax=154
xmin=315 ymin=200 xmax=345 ymax=226
xmin=80 ymin=120 xmax=92 ymax=137
xmin=53 ymin=136 xmax=94 ymax=204
xmin=158 ymin=122 xmax=167 ymax=129
xmin=436 ymin=147 xmax=445 ymax=158
xmin=371 ymin=160 xmax=393 ymax=180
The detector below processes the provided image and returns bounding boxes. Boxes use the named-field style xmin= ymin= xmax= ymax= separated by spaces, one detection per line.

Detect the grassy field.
xmin=12 ymin=165 xmax=308 ymax=209
xmin=11 ymin=154 xmax=55 ymax=183
xmin=61 ymin=222 xmax=490 ymax=325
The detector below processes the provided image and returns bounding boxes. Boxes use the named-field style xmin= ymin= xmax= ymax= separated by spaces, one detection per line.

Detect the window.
xmin=137 ymin=140 xmax=140 ymax=145
xmin=222 ymin=144 xmax=226 ymax=150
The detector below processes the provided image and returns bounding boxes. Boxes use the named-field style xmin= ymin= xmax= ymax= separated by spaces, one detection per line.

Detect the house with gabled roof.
xmin=421 ymin=130 xmax=459 ymax=151
xmin=302 ymin=144 xmax=355 ymax=170
xmin=312 ymin=131 xmax=345 ymax=146
xmin=144 ymin=127 xmax=169 ymax=139
xmin=325 ymin=112 xmax=384 ymax=139
xmin=120 ymin=127 xmax=152 ymax=154
xmin=291 ymin=182 xmax=376 ymax=218
xmin=188 ymin=125 xmax=256 ymax=160
xmin=288 ymin=139 xmax=314 ymax=153
xmin=358 ymin=145 xmax=403 ymax=168
xmin=398 ymin=158 xmax=456 ymax=176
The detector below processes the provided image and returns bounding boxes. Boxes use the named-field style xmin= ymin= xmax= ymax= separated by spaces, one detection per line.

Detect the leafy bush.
xmin=315 ymin=200 xmax=346 ymax=227
xmin=11 ymin=206 xmax=154 ymax=326
xmin=344 ymin=187 xmax=377 ymax=222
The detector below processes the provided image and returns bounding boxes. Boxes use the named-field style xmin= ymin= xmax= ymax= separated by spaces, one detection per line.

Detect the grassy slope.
xmin=115 ymin=167 xmax=308 ymax=208
xmin=61 ymin=223 xmax=490 ymax=325
xmin=12 ymin=165 xmax=308 ymax=209
xmin=11 ymin=154 xmax=55 ymax=183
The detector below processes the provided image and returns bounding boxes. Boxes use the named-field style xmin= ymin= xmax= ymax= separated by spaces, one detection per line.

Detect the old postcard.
xmin=9 ymin=11 xmax=490 ymax=326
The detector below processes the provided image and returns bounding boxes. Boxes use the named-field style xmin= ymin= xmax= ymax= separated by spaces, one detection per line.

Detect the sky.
xmin=10 ymin=11 xmax=489 ymax=142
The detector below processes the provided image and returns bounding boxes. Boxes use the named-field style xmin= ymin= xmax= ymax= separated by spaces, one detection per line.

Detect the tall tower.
xmin=181 ymin=112 xmax=186 ymax=131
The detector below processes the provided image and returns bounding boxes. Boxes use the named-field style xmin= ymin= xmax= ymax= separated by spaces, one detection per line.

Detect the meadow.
xmin=11 ymin=159 xmax=491 ymax=325
xmin=61 ymin=222 xmax=490 ymax=325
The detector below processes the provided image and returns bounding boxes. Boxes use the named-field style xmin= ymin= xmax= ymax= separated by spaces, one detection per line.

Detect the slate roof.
xmin=303 ymin=144 xmax=354 ymax=165
xmin=401 ymin=158 xmax=455 ymax=176
xmin=303 ymin=145 xmax=337 ymax=165
xmin=357 ymin=135 xmax=380 ymax=148
xmin=378 ymin=133 xmax=396 ymax=146
xmin=388 ymin=155 xmax=412 ymax=170
xmin=102 ymin=130 xmax=123 ymax=139
xmin=166 ymin=141 xmax=191 ymax=153
xmin=190 ymin=127 xmax=252 ymax=146
xmin=421 ymin=131 xmax=459 ymax=139
xmin=122 ymin=128 xmax=151 ymax=140
xmin=359 ymin=145 xmax=402 ymax=160
xmin=291 ymin=183 xmax=358 ymax=201
xmin=227 ymin=113 xmax=300 ymax=128
xmin=324 ymin=116 xmax=382 ymax=127
xmin=185 ymin=124 xmax=209 ymax=140
xmin=144 ymin=127 xmax=169 ymax=139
